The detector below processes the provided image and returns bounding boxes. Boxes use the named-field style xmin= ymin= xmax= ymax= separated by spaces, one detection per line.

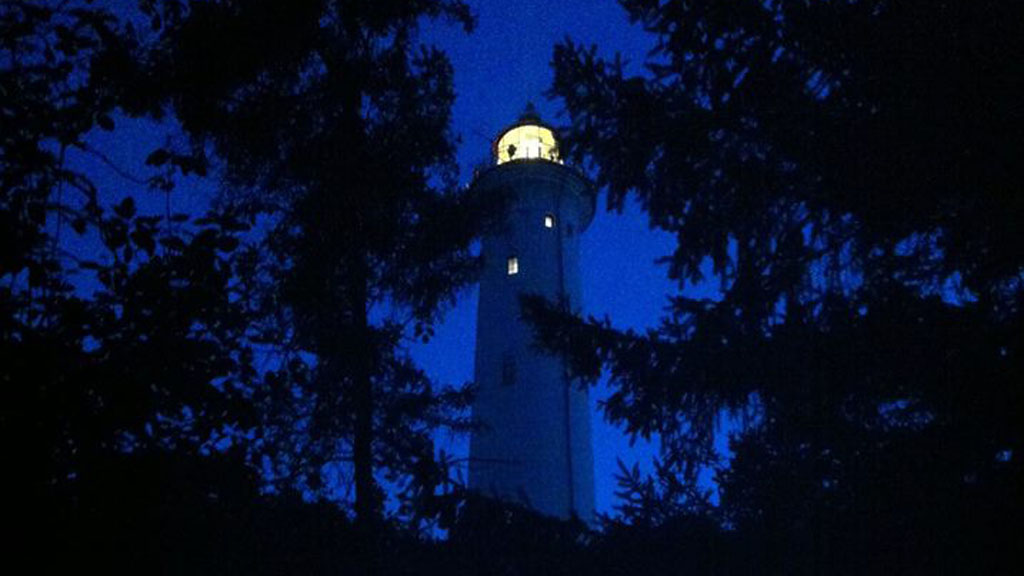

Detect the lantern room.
xmin=493 ymin=104 xmax=562 ymax=165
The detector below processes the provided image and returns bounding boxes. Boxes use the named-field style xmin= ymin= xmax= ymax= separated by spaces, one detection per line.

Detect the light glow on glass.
xmin=495 ymin=124 xmax=561 ymax=165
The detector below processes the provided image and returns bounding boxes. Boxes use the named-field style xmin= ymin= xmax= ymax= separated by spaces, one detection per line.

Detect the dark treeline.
xmin=532 ymin=0 xmax=1023 ymax=573
xmin=2 ymin=1 xmax=1020 ymax=574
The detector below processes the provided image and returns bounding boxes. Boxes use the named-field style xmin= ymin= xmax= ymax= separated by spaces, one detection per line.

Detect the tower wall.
xmin=468 ymin=161 xmax=595 ymax=523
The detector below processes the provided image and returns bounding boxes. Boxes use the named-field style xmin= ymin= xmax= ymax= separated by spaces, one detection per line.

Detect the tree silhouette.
xmin=125 ymin=0 xmax=486 ymax=539
xmin=535 ymin=0 xmax=1023 ymax=570
xmin=2 ymin=0 xmax=260 ymax=563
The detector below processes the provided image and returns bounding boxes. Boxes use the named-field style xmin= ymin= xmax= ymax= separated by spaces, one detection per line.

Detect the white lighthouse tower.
xmin=468 ymin=106 xmax=595 ymax=522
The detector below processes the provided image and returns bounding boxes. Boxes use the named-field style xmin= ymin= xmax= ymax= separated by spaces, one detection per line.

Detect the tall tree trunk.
xmin=351 ymin=260 xmax=375 ymax=530
xmin=345 ymin=248 xmax=378 ymax=575
xmin=330 ymin=58 xmax=377 ymax=535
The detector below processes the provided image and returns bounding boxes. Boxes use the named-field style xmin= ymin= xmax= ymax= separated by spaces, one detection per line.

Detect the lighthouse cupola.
xmin=493 ymin=103 xmax=563 ymax=165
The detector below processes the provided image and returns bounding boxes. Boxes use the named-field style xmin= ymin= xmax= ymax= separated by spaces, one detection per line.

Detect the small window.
xmin=544 ymin=214 xmax=555 ymax=228
xmin=507 ymin=256 xmax=519 ymax=275
xmin=501 ymin=355 xmax=517 ymax=386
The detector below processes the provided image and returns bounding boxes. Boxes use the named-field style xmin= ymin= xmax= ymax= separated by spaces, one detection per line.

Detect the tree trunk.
xmin=351 ymin=257 xmax=376 ymax=531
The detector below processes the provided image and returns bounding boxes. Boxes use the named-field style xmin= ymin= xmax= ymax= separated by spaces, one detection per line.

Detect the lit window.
xmin=507 ymin=256 xmax=519 ymax=275
xmin=544 ymin=214 xmax=555 ymax=228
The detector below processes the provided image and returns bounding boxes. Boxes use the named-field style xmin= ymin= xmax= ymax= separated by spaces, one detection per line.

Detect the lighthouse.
xmin=468 ymin=105 xmax=595 ymax=522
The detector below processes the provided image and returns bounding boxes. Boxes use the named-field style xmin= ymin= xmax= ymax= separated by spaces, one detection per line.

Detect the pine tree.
xmin=134 ymin=0 xmax=483 ymax=536
xmin=537 ymin=1 xmax=1023 ymax=569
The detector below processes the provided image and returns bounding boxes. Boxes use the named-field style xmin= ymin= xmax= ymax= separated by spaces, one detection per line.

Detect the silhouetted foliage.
xmin=2 ymin=0 xmax=261 ymax=565
xmin=119 ymin=0 xmax=490 ymax=540
xmin=5 ymin=0 xmax=490 ymax=558
xmin=533 ymin=0 xmax=1024 ymax=571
